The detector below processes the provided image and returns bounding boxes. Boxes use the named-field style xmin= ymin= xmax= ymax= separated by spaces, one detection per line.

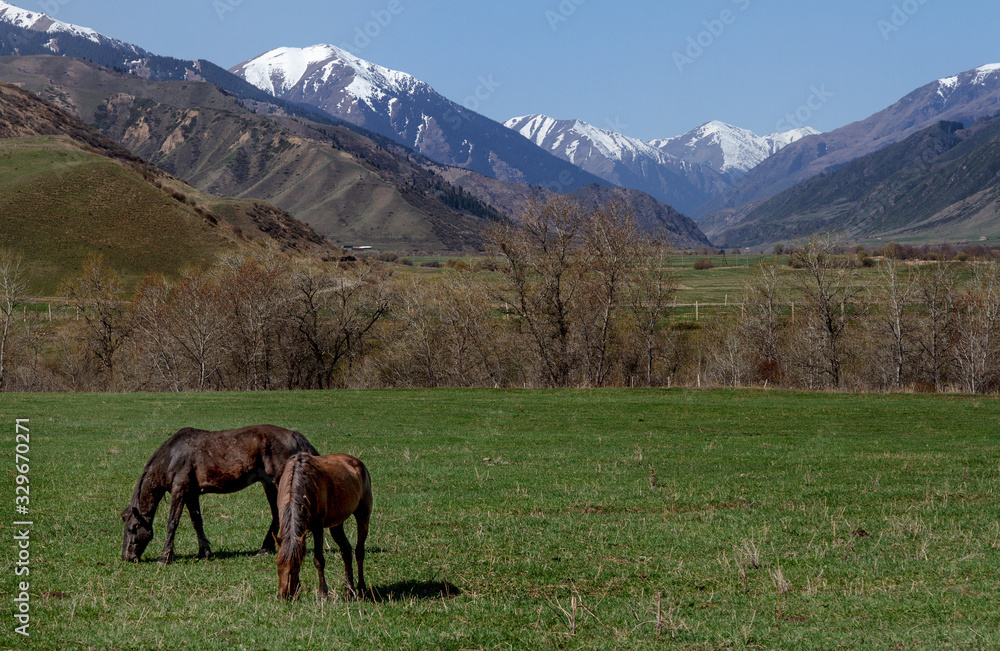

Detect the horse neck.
xmin=131 ymin=463 xmax=167 ymax=522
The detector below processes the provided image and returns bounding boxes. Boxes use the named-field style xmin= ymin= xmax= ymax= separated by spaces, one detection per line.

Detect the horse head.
xmin=275 ymin=530 xmax=306 ymax=600
xmin=121 ymin=506 xmax=154 ymax=562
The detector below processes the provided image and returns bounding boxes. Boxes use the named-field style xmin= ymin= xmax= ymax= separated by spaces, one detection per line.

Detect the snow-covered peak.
xmin=233 ymin=44 xmax=426 ymax=110
xmin=504 ymin=114 xmax=673 ymax=165
xmin=973 ymin=63 xmax=1000 ymax=85
xmin=763 ymin=126 xmax=821 ymax=150
xmin=652 ymin=120 xmax=819 ymax=174
xmin=937 ymin=63 xmax=1000 ymax=99
xmin=0 ymin=0 xmax=102 ymax=43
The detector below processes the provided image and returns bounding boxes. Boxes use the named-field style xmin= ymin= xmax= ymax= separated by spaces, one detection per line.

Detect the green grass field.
xmin=2 ymin=389 xmax=999 ymax=649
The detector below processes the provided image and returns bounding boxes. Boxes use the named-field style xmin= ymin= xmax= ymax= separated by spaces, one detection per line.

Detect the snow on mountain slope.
xmin=231 ymin=45 xmax=608 ymax=192
xmin=0 ymin=0 xmax=143 ymax=53
xmin=234 ymin=44 xmax=424 ymax=113
xmin=0 ymin=1 xmax=101 ymax=42
xmin=651 ymin=121 xmax=820 ymax=175
xmin=505 ymin=114 xmax=676 ymax=167
xmin=503 ymin=114 xmax=818 ymax=213
xmin=935 ymin=63 xmax=1000 ymax=101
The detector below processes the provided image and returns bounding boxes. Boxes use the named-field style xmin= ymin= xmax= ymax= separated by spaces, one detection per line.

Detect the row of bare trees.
xmin=701 ymin=233 xmax=1000 ymax=393
xmin=0 ymin=246 xmax=392 ymax=392
xmin=4 ymin=200 xmax=1000 ymax=393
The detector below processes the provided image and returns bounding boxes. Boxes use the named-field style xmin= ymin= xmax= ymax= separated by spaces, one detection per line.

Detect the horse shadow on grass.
xmin=366 ymin=579 xmax=462 ymax=603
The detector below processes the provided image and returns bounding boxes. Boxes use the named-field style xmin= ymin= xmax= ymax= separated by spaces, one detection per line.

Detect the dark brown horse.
xmin=121 ymin=424 xmax=318 ymax=564
xmin=276 ymin=452 xmax=373 ymax=600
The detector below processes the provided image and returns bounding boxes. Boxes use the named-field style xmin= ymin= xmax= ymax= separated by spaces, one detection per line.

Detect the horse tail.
xmin=277 ymin=453 xmax=313 ymax=569
xmin=360 ymin=461 xmax=373 ymax=515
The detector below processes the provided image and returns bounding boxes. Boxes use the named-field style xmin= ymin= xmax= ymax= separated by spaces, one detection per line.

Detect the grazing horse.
xmin=121 ymin=424 xmax=318 ymax=564
xmin=276 ymin=452 xmax=373 ymax=600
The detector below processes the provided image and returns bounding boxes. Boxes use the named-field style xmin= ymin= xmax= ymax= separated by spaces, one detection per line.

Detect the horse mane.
xmin=125 ymin=429 xmax=193 ymax=519
xmin=277 ymin=453 xmax=317 ymax=569
xmin=292 ymin=430 xmax=320 ymax=457
xmin=125 ymin=466 xmax=149 ymax=515
xmin=125 ymin=451 xmax=163 ymax=519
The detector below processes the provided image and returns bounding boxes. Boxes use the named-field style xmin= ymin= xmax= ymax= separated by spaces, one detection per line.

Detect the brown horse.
xmin=121 ymin=424 xmax=318 ymax=564
xmin=276 ymin=452 xmax=373 ymax=600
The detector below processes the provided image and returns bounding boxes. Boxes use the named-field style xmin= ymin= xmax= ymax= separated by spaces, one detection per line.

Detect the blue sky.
xmin=46 ymin=0 xmax=1000 ymax=140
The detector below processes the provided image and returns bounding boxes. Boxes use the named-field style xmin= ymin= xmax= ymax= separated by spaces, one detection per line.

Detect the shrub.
xmin=693 ymin=259 xmax=714 ymax=270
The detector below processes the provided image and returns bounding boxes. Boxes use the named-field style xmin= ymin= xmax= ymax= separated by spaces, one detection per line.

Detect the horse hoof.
xmin=197 ymin=551 xmax=212 ymax=561
xmin=257 ymin=548 xmax=275 ymax=556
xmin=157 ymin=555 xmax=174 ymax=565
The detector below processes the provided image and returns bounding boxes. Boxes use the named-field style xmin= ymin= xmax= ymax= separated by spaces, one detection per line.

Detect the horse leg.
xmin=158 ymin=488 xmax=187 ymax=565
xmin=186 ymin=493 xmax=212 ymax=560
xmin=260 ymin=482 xmax=279 ymax=554
xmin=354 ymin=501 xmax=372 ymax=598
xmin=330 ymin=523 xmax=357 ymax=599
xmin=312 ymin=527 xmax=329 ymax=600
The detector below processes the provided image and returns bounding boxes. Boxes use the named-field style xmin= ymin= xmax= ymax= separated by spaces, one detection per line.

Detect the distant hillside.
xmin=699 ymin=64 xmax=1000 ymax=218
xmin=568 ymin=185 xmax=712 ymax=249
xmin=431 ymin=164 xmax=711 ymax=250
xmin=0 ymin=82 xmax=332 ymax=293
xmin=707 ymin=118 xmax=1000 ymax=248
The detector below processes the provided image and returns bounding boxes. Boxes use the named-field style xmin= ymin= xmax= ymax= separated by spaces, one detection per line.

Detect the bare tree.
xmin=915 ymin=261 xmax=956 ymax=391
xmin=703 ymin=311 xmax=749 ymax=387
xmin=215 ymin=250 xmax=289 ymax=390
xmin=871 ymin=257 xmax=917 ymax=390
xmin=790 ymin=234 xmax=866 ymax=388
xmin=286 ymin=259 xmax=393 ymax=389
xmin=59 ymin=253 xmax=130 ymax=389
xmin=952 ymin=263 xmax=1000 ymax=393
xmin=436 ymin=270 xmax=522 ymax=387
xmin=0 ymin=250 xmax=27 ymax=391
xmin=130 ymin=274 xmax=183 ymax=390
xmin=737 ymin=261 xmax=786 ymax=385
xmin=623 ymin=234 xmax=676 ymax=387
xmin=170 ymin=269 xmax=226 ymax=391
xmin=578 ymin=201 xmax=642 ymax=387
xmin=487 ymin=196 xmax=589 ymax=387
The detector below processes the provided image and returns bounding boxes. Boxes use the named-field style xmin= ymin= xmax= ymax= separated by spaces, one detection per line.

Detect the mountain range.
xmin=706 ymin=117 xmax=1000 ymax=248
xmin=2 ymin=0 xmax=1000 ymax=253
xmin=502 ymin=115 xmax=818 ymax=214
xmin=230 ymin=44 xmax=609 ymax=192
xmin=0 ymin=4 xmax=710 ymax=250
xmin=700 ymin=64 xmax=1000 ymax=220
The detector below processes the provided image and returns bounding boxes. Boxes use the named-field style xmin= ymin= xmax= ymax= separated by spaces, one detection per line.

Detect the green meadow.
xmin=1 ymin=389 xmax=998 ymax=649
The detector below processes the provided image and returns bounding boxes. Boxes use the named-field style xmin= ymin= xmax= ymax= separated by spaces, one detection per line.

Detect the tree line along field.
xmin=1 ymin=389 xmax=998 ymax=649
xmin=5 ymin=197 xmax=1000 ymax=395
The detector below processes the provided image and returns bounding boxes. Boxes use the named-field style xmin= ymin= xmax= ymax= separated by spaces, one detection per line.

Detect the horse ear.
xmin=131 ymin=506 xmax=146 ymax=525
xmin=121 ymin=508 xmax=129 ymax=521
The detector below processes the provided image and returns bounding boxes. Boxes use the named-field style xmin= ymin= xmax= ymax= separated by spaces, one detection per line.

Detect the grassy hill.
xmin=0 ymin=82 xmax=333 ymax=293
